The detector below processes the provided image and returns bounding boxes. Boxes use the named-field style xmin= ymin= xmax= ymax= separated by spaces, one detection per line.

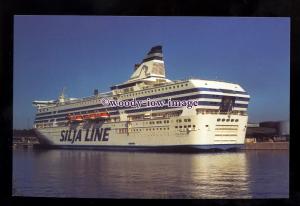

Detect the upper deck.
xmin=33 ymin=45 xmax=250 ymax=127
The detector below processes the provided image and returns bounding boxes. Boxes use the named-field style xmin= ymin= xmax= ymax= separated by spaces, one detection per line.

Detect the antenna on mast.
xmin=59 ymin=87 xmax=66 ymax=103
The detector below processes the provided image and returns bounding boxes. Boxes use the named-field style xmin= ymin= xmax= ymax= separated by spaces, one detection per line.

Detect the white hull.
xmin=35 ymin=114 xmax=248 ymax=151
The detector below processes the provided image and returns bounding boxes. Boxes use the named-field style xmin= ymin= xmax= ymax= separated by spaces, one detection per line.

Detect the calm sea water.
xmin=13 ymin=148 xmax=289 ymax=198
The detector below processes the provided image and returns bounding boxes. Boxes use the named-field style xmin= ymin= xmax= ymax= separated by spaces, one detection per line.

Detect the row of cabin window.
xmin=119 ymin=127 xmax=169 ymax=133
xmin=217 ymin=118 xmax=239 ymax=122
xmin=176 ymin=119 xmax=191 ymax=123
xmin=120 ymin=83 xmax=189 ymax=98
xmin=175 ymin=125 xmax=196 ymax=129
xmin=149 ymin=120 xmax=169 ymax=124
xmin=129 ymin=127 xmax=170 ymax=132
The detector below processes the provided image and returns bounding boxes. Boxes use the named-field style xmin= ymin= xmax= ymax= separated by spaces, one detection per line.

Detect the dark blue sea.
xmin=13 ymin=148 xmax=289 ymax=198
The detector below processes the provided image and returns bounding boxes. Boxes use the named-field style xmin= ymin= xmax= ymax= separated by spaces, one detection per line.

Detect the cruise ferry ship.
xmin=33 ymin=45 xmax=250 ymax=151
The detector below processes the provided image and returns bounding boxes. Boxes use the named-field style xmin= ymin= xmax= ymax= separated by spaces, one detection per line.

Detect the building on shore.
xmin=13 ymin=129 xmax=39 ymax=146
xmin=246 ymin=120 xmax=289 ymax=143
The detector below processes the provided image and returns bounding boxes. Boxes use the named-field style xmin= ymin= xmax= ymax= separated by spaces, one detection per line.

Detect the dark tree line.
xmin=13 ymin=129 xmax=37 ymax=137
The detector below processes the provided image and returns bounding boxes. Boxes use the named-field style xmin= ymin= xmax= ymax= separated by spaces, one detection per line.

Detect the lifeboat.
xmin=67 ymin=114 xmax=83 ymax=122
xmin=97 ymin=112 xmax=110 ymax=118
xmin=67 ymin=112 xmax=110 ymax=122
xmin=75 ymin=115 xmax=83 ymax=121
xmin=89 ymin=113 xmax=97 ymax=120
xmin=82 ymin=114 xmax=90 ymax=119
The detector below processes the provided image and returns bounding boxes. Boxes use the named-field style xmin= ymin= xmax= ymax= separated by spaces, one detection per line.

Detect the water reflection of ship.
xmin=191 ymin=152 xmax=251 ymax=198
xmin=46 ymin=150 xmax=252 ymax=198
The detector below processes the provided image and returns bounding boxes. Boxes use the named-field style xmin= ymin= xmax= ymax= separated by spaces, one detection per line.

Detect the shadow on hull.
xmin=33 ymin=144 xmax=244 ymax=154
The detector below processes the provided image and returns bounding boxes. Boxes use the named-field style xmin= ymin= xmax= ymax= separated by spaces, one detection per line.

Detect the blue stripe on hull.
xmin=34 ymin=144 xmax=244 ymax=153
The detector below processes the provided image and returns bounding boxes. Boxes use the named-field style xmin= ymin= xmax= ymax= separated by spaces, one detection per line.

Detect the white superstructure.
xmin=33 ymin=46 xmax=250 ymax=151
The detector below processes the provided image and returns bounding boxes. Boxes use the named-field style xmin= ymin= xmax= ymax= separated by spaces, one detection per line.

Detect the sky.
xmin=13 ymin=16 xmax=290 ymax=129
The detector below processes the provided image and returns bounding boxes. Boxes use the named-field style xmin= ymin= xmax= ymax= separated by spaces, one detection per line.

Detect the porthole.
xmin=222 ymin=119 xmax=225 ymax=122
xmin=226 ymin=119 xmax=230 ymax=122
xmin=231 ymin=119 xmax=234 ymax=122
xmin=217 ymin=118 xmax=221 ymax=122
xmin=235 ymin=119 xmax=239 ymax=122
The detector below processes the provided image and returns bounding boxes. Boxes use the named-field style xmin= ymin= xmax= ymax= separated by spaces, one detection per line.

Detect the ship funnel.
xmin=142 ymin=45 xmax=163 ymax=63
xmin=129 ymin=45 xmax=166 ymax=81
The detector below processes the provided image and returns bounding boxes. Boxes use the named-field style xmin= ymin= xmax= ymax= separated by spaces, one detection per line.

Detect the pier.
xmin=244 ymin=141 xmax=289 ymax=150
